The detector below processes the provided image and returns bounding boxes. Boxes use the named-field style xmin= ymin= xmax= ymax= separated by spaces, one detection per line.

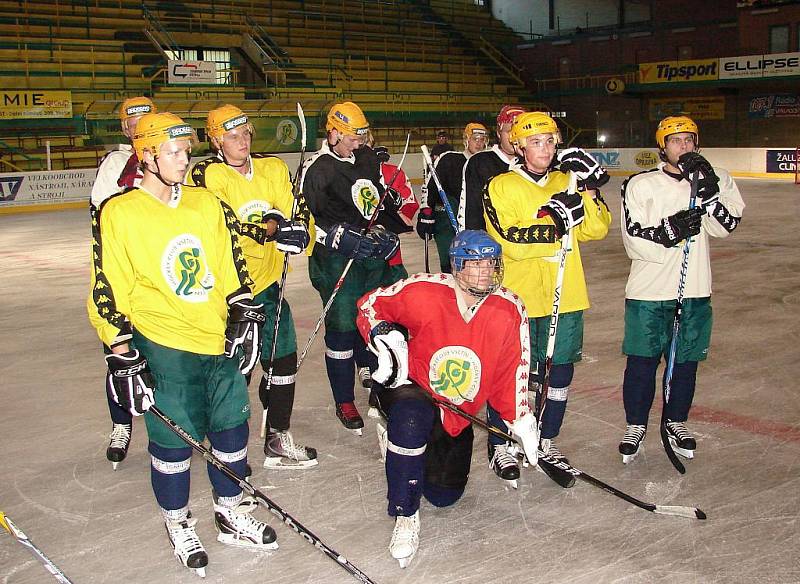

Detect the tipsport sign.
xmin=639 ymin=52 xmax=800 ymax=84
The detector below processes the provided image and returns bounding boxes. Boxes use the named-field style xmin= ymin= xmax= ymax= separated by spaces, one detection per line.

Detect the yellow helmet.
xmin=326 ymin=101 xmax=369 ymax=137
xmin=119 ymin=96 xmax=156 ymax=122
xmin=133 ymin=112 xmax=196 ymax=160
xmin=463 ymin=122 xmax=488 ymax=141
xmin=509 ymin=111 xmax=561 ymax=146
xmin=206 ymin=104 xmax=253 ymax=141
xmin=655 ymin=115 xmax=699 ymax=149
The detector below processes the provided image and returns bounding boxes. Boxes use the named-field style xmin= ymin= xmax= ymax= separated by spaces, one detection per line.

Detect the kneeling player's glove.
xmin=556 ymin=147 xmax=610 ymax=190
xmin=537 ymin=190 xmax=585 ymax=237
xmin=659 ymin=207 xmax=703 ymax=247
xmin=416 ymin=207 xmax=435 ymax=239
xmin=508 ymin=414 xmax=540 ymax=467
xmin=106 ymin=350 xmax=156 ymax=416
xmin=368 ymin=322 xmax=409 ymax=388
xmin=273 ymin=218 xmax=310 ymax=255
xmin=225 ymin=287 xmax=266 ymax=376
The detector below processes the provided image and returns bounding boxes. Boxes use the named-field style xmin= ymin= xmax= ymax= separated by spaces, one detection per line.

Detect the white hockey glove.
xmin=368 ymin=322 xmax=409 ymax=388
xmin=106 ymin=350 xmax=156 ymax=416
xmin=224 ymin=287 xmax=266 ymax=376
xmin=507 ymin=414 xmax=540 ymax=467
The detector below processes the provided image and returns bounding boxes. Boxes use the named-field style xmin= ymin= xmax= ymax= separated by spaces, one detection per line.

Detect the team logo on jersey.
xmin=161 ymin=234 xmax=215 ymax=302
xmin=238 ymin=200 xmax=273 ymax=223
xmin=429 ymin=346 xmax=481 ymax=405
xmin=351 ymin=178 xmax=380 ymax=219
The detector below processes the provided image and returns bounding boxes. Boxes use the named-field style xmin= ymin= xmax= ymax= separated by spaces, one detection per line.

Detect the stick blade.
xmin=537 ymin=456 xmax=577 ymax=488
xmin=296 ymin=102 xmax=306 ymax=150
xmin=653 ymin=505 xmax=707 ymax=520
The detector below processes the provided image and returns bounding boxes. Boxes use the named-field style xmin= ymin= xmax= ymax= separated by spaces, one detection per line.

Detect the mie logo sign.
xmin=0 ymin=176 xmax=24 ymax=201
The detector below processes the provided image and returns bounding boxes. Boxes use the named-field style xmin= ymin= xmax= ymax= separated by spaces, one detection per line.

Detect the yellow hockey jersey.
xmin=483 ymin=168 xmax=611 ymax=317
xmin=187 ymin=154 xmax=305 ymax=295
xmin=87 ymin=184 xmax=253 ymax=355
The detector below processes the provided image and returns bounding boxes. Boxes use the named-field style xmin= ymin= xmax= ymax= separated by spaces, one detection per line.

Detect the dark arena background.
xmin=1 ymin=1 xmax=798 ymax=582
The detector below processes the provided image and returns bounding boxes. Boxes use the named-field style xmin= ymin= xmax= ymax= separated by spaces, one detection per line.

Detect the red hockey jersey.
xmin=357 ymin=272 xmax=531 ymax=436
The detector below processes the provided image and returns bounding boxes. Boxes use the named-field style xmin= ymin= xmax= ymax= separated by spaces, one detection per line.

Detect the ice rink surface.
xmin=1 ymin=177 xmax=798 ymax=583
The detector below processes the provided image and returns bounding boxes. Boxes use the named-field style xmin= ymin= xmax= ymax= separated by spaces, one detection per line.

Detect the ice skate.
xmin=214 ymin=495 xmax=278 ymax=550
xmin=358 ymin=366 xmax=373 ymax=390
xmin=619 ymin=424 xmax=646 ymax=464
xmin=106 ymin=422 xmax=132 ymax=471
xmin=489 ymin=443 xmax=520 ymax=489
xmin=664 ymin=421 xmax=696 ymax=459
xmin=389 ymin=511 xmax=419 ymax=568
xmin=541 ymin=439 xmax=569 ymax=464
xmin=263 ymin=430 xmax=318 ymax=469
xmin=165 ymin=516 xmax=208 ymax=578
xmin=335 ymin=402 xmax=364 ymax=436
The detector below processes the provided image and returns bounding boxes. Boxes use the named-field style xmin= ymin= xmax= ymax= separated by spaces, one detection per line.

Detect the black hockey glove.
xmin=224 ymin=287 xmax=265 ymax=376
xmin=677 ymin=152 xmax=720 ymax=209
xmin=556 ymin=147 xmax=610 ymax=190
xmin=368 ymin=322 xmax=409 ymax=388
xmin=537 ymin=190 xmax=585 ymax=238
xmin=380 ymin=187 xmax=403 ymax=214
xmin=272 ymin=218 xmax=310 ymax=255
xmin=365 ymin=225 xmax=400 ymax=260
xmin=659 ymin=207 xmax=703 ymax=247
xmin=106 ymin=350 xmax=156 ymax=416
xmin=416 ymin=207 xmax=436 ymax=239
xmin=374 ymin=146 xmax=391 ymax=163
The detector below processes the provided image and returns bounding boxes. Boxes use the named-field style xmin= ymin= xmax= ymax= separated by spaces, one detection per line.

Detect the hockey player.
xmin=618 ymin=116 xmax=744 ymax=463
xmin=90 ymin=95 xmax=157 ymax=469
xmin=458 ymin=105 xmax=526 ymax=231
xmin=301 ymin=101 xmax=403 ymax=433
xmin=429 ymin=129 xmax=453 ymax=160
xmin=88 ymin=112 xmax=277 ymax=577
xmin=484 ymin=111 xmax=611 ymax=462
xmin=356 ymin=230 xmax=539 ymax=568
xmin=187 ymin=105 xmax=317 ymax=469
xmin=417 ymin=122 xmax=488 ymax=273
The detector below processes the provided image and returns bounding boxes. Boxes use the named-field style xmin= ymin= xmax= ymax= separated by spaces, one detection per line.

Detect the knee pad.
xmin=549 ymin=363 xmax=574 ymax=389
xmin=387 ymin=399 xmax=436 ymax=449
xmin=423 ymin=482 xmax=464 ymax=508
xmin=149 ymin=442 xmax=192 ymax=512
xmin=207 ymin=423 xmax=249 ymax=497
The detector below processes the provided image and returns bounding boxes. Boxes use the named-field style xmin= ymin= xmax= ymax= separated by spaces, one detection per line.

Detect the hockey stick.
xmin=423 ymin=235 xmax=430 ymax=272
xmin=659 ymin=170 xmax=700 ymax=474
xmin=535 ymin=173 xmax=578 ymax=430
xmin=296 ymin=133 xmax=412 ymax=370
xmin=148 ymin=406 xmax=377 ymax=583
xmin=0 ymin=511 xmax=75 ymax=583
xmin=427 ymin=398 xmax=707 ymax=520
xmin=259 ymin=102 xmax=307 ymax=438
xmin=420 ymin=145 xmax=458 ymax=233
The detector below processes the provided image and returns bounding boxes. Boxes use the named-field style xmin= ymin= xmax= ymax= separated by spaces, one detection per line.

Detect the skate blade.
xmin=217 ymin=533 xmax=279 ymax=550
xmin=193 ymin=567 xmax=206 ymax=578
xmin=263 ymin=457 xmax=319 ymax=470
xmin=367 ymin=407 xmax=382 ymax=419
xmin=111 ymin=461 xmax=120 ymax=471
xmin=395 ymin=553 xmax=415 ymax=568
xmin=506 ymin=479 xmax=519 ymax=490
xmin=666 ymin=437 xmax=695 ymax=459
xmin=621 ymin=451 xmax=640 ymax=464
xmin=346 ymin=427 xmax=363 ymax=436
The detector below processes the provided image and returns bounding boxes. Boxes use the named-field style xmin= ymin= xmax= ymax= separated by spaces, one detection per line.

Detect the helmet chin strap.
xmin=149 ymin=157 xmax=181 ymax=187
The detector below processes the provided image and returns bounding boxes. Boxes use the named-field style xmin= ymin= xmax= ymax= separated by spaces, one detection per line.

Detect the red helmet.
xmin=496 ymin=105 xmax=526 ymax=126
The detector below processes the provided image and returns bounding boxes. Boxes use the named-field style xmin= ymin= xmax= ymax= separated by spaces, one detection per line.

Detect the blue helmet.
xmin=449 ymin=230 xmax=504 ymax=297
